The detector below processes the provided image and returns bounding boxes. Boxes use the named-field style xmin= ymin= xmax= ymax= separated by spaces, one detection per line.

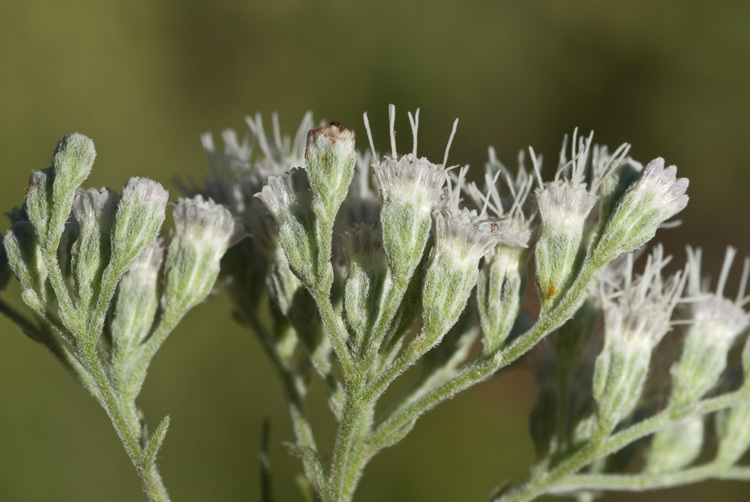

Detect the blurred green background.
xmin=1 ymin=1 xmax=749 ymax=501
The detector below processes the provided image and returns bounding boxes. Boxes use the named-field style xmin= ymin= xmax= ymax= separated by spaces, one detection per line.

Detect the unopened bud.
xmin=376 ymin=155 xmax=446 ymax=283
xmin=110 ymin=177 xmax=168 ymax=273
xmin=256 ymin=168 xmax=317 ymax=286
xmin=422 ymin=209 xmax=502 ymax=344
xmin=343 ymin=223 xmax=389 ymax=348
xmin=596 ymin=158 xmax=688 ymax=262
xmin=534 ymin=179 xmax=597 ymax=306
xmin=3 ymin=219 xmax=49 ymax=308
xmin=305 ymin=123 xmax=356 ymax=220
xmin=670 ymin=248 xmax=749 ymax=406
xmin=26 ymin=134 xmax=96 ymax=252
xmin=110 ymin=238 xmax=165 ymax=389
xmin=716 ymin=400 xmax=750 ymax=466
xmin=71 ymin=187 xmax=120 ymax=310
xmin=163 ymin=196 xmax=240 ymax=316
xmin=645 ymin=416 xmax=704 ymax=474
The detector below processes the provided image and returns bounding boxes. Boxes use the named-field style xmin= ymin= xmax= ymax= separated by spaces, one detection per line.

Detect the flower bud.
xmin=716 ymin=400 xmax=750 ymax=466
xmin=3 ymin=218 xmax=49 ymax=309
xmin=593 ymin=247 xmax=685 ymax=432
xmin=422 ymin=209 xmax=502 ymax=343
xmin=364 ymin=105 xmax=453 ymax=286
xmin=163 ymin=196 xmax=240 ymax=317
xmin=477 ymin=218 xmax=531 ymax=355
xmin=255 ymin=168 xmax=317 ymax=286
xmin=52 ymin=133 xmax=96 ymax=194
xmin=376 ymin=154 xmax=446 ymax=283
xmin=71 ymin=187 xmax=120 ymax=311
xmin=305 ymin=123 xmax=357 ymax=221
xmin=26 ymin=134 xmax=96 ymax=252
xmin=467 ymin=151 xmax=535 ymax=355
xmin=343 ymin=223 xmax=389 ymax=349
xmin=534 ymin=179 xmax=597 ymax=307
xmin=110 ymin=177 xmax=169 ymax=274
xmin=595 ymin=156 xmax=642 ymax=230
xmin=110 ymin=239 xmax=165 ymax=389
xmin=670 ymin=247 xmax=749 ymax=406
xmin=596 ymin=158 xmax=689 ymax=262
xmin=644 ymin=416 xmax=704 ymax=474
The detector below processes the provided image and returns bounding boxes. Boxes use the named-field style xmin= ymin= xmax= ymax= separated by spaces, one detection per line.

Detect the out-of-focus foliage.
xmin=0 ymin=1 xmax=748 ymax=501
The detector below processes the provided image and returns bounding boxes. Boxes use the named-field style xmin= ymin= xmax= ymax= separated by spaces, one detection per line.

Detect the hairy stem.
xmin=551 ymin=465 xmax=750 ymax=494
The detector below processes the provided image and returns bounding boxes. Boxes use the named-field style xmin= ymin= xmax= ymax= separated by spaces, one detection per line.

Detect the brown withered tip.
xmin=25 ymin=173 xmax=39 ymax=196
xmin=305 ymin=123 xmax=355 ymax=156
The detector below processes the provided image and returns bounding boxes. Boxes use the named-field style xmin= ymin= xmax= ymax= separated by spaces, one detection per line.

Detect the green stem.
xmin=327 ymin=378 xmax=368 ymax=502
xmin=127 ymin=310 xmax=182 ymax=400
xmin=41 ymin=247 xmax=80 ymax=334
xmin=494 ymin=390 xmax=750 ymax=502
xmin=247 ymin=314 xmax=325 ymax=493
xmin=551 ymin=465 xmax=750 ymax=494
xmin=368 ymin=253 xmax=604 ymax=450
xmin=82 ymin=345 xmax=170 ymax=502
xmin=358 ymin=278 xmax=407 ymax=371
xmin=314 ymin=292 xmax=356 ymax=383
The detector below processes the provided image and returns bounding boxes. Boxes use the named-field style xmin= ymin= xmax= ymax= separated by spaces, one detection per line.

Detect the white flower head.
xmin=202 ymin=112 xmax=314 ymax=195
xmin=466 ymin=147 xmax=536 ymax=247
xmin=255 ymin=167 xmax=312 ymax=225
xmin=433 ymin=208 xmax=505 ymax=269
xmin=684 ymin=246 xmax=750 ymax=344
xmin=173 ymin=195 xmax=243 ymax=256
xmin=601 ymin=245 xmax=686 ymax=350
xmin=597 ymin=157 xmax=689 ymax=259
xmin=533 ymin=131 xmax=599 ymax=235
xmin=635 ymin=158 xmax=690 ymax=220
xmin=190 ymin=113 xmax=317 ymax=236
xmin=364 ymin=105 xmax=451 ymax=215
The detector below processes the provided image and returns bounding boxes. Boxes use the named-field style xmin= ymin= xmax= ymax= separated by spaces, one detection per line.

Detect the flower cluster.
xmin=6 ymin=108 xmax=750 ymax=502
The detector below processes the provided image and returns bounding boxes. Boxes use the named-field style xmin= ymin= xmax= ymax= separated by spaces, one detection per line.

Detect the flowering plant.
xmin=2 ymin=107 xmax=750 ymax=502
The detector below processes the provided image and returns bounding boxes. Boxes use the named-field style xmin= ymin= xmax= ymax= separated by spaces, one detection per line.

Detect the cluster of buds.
xmin=1 ymin=133 xmax=240 ymax=499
